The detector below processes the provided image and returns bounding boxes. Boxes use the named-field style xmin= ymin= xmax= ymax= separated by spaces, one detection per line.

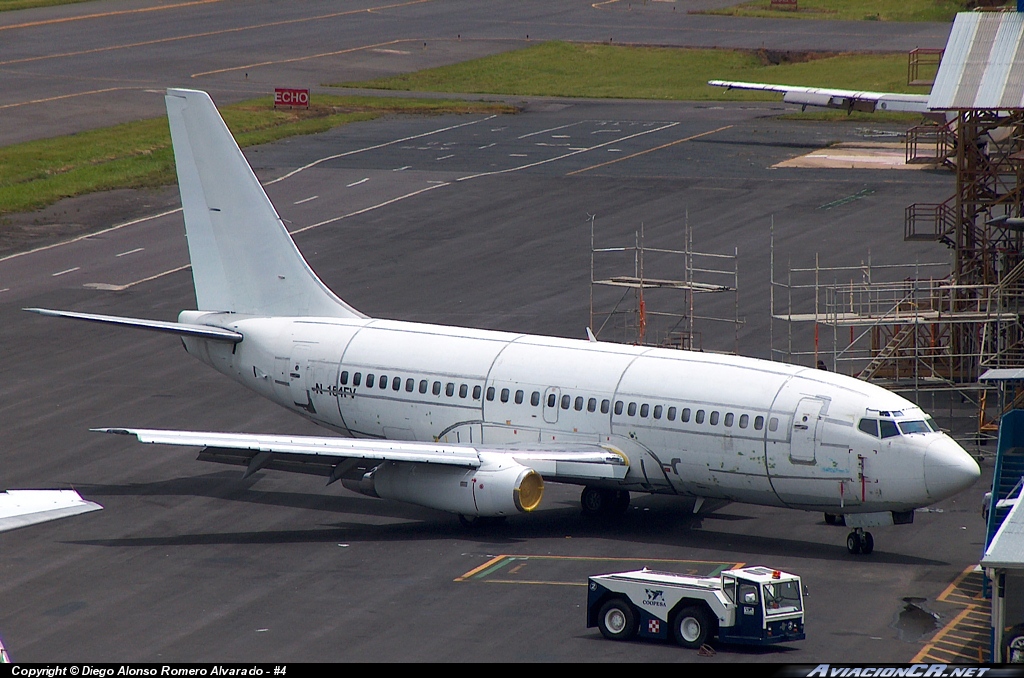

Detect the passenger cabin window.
xmin=487 ymin=387 xmax=496 ymax=401
xmin=724 ymin=413 xmax=733 ymax=427
xmin=353 ymin=373 xmax=362 ymax=387
xmin=561 ymin=395 xmax=571 ymax=410
xmin=459 ymin=384 xmax=468 ymax=398
xmin=366 ymin=373 xmax=375 ymax=387
xmin=379 ymin=375 xmax=387 ymax=389
xmin=640 ymin=404 xmax=649 ymax=418
xmin=419 ymin=380 xmax=428 ymax=394
xmin=695 ymin=410 xmax=705 ymax=424
xmin=501 ymin=388 xmax=510 ymax=403
xmin=574 ymin=396 xmax=583 ymax=411
xmin=587 ymin=398 xmax=597 ymax=413
xmin=601 ymin=400 xmax=610 ymax=414
xmin=473 ymin=385 xmax=482 ymax=400
xmin=880 ymin=419 xmax=900 ymax=438
xmin=432 ymin=381 xmax=441 ymax=396
xmin=681 ymin=408 xmax=691 ymax=423
xmin=769 ymin=417 xmax=779 ymax=432
xmin=667 ymin=406 xmax=676 ymax=421
xmin=548 ymin=394 xmax=557 ymax=408
xmin=627 ymin=402 xmax=637 ymax=416
xmin=340 ymin=371 xmax=349 ymax=385
xmin=531 ymin=391 xmax=540 ymax=406
xmin=392 ymin=377 xmax=401 ymax=391
xmin=653 ymin=405 xmax=662 ymax=420
xmin=754 ymin=416 xmax=764 ymax=430
xmin=710 ymin=411 xmax=720 ymax=426
xmin=446 ymin=383 xmax=455 ymax=397
xmin=739 ymin=414 xmax=748 ymax=428
xmin=614 ymin=401 xmax=623 ymax=415
xmin=406 ymin=378 xmax=414 ymax=392
xmin=515 ymin=390 xmax=524 ymax=405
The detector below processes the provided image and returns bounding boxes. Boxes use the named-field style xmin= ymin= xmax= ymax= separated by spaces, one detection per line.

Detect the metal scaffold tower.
xmin=773 ymin=11 xmax=1024 ymax=437
xmin=588 ymin=215 xmax=741 ymax=353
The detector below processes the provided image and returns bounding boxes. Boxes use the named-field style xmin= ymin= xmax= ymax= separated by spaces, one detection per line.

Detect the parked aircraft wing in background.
xmin=0 ymin=489 xmax=101 ymax=533
xmin=707 ymin=80 xmax=931 ymax=114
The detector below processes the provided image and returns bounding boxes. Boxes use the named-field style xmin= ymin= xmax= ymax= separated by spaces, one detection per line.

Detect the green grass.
xmin=0 ymin=0 xmax=95 ymax=11
xmin=701 ymin=0 xmax=991 ymax=22
xmin=339 ymin=42 xmax=929 ymax=102
xmin=0 ymin=95 xmax=512 ymax=216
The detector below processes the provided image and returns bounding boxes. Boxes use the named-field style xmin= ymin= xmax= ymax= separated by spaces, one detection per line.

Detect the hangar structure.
xmin=773 ymin=10 xmax=1024 ymax=436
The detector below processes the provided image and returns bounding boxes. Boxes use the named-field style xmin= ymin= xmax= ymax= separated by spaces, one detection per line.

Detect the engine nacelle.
xmin=345 ymin=455 xmax=544 ymax=517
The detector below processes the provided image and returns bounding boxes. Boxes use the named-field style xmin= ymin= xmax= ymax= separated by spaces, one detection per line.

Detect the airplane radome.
xmin=27 ymin=89 xmax=981 ymax=555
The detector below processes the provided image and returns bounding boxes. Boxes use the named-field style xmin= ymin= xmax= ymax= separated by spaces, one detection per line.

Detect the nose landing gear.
xmin=846 ymin=528 xmax=874 ymax=555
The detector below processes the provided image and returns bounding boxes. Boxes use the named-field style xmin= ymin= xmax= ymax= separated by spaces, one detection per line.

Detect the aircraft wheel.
xmin=673 ymin=605 xmax=710 ymax=649
xmin=581 ymin=487 xmax=610 ymax=516
xmin=847 ymin=531 xmax=862 ymax=555
xmin=860 ymin=532 xmax=874 ymax=555
xmin=1005 ymin=624 xmax=1024 ymax=662
xmin=598 ymin=599 xmax=637 ymax=641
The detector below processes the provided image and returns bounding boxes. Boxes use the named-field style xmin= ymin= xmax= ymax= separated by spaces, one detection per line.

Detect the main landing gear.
xmin=846 ymin=528 xmax=874 ymax=555
xmin=581 ymin=487 xmax=630 ymax=518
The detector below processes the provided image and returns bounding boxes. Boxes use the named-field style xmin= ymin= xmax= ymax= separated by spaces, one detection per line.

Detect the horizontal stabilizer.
xmin=0 ymin=490 xmax=102 ymax=533
xmin=94 ymin=428 xmax=629 ymax=482
xmin=25 ymin=308 xmax=243 ymax=343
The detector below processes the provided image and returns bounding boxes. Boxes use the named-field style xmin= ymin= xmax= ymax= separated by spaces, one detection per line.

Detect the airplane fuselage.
xmin=181 ymin=311 xmax=974 ymax=516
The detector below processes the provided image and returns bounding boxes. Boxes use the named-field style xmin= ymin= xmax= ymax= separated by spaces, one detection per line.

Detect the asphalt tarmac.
xmin=0 ymin=0 xmax=992 ymax=665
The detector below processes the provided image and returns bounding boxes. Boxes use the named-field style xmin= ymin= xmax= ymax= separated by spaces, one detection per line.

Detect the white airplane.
xmin=0 ymin=489 xmax=101 ymax=534
xmin=27 ymin=88 xmax=980 ymax=555
xmin=707 ymin=80 xmax=932 ymax=115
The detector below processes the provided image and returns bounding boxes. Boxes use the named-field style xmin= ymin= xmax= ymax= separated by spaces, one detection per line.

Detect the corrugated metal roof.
xmin=928 ymin=12 xmax=1024 ymax=110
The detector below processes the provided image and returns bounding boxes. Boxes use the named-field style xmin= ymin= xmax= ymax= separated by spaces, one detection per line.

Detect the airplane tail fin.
xmin=165 ymin=88 xmax=363 ymax=318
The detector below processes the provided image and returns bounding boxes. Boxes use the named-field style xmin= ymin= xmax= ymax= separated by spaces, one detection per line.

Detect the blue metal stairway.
xmin=985 ymin=410 xmax=1024 ymax=550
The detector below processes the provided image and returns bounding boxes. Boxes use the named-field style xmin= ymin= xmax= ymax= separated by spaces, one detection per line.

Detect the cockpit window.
xmin=926 ymin=417 xmax=939 ymax=432
xmin=879 ymin=420 xmax=900 ymax=438
xmin=858 ymin=419 xmax=879 ymax=437
xmin=898 ymin=420 xmax=930 ymax=435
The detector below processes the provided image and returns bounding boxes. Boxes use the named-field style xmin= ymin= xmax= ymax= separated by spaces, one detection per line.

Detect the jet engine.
xmin=343 ymin=453 xmax=544 ymax=517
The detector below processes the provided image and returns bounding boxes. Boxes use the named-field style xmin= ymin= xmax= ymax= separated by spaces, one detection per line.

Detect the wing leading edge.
xmin=94 ymin=428 xmax=629 ymax=483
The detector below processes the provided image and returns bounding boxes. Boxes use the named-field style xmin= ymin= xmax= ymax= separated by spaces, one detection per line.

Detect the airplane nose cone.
xmin=924 ymin=437 xmax=981 ymax=500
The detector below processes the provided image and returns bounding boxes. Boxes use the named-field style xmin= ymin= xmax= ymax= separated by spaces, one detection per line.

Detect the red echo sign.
xmin=274 ymin=88 xmax=309 ymax=108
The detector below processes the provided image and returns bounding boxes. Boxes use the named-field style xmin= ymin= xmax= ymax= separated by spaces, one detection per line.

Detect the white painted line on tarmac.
xmin=52 ymin=267 xmax=80 ymax=277
xmin=435 ymin=154 xmax=454 ymax=160
xmin=478 ymin=143 xmax=496 ymax=149
xmin=115 ymin=247 xmax=144 ymax=257
xmin=393 ymin=166 xmax=411 ymax=172
xmin=518 ymin=122 xmax=582 ymax=139
xmin=0 ymin=208 xmax=182 ymax=265
xmin=346 ymin=178 xmax=369 ymax=187
xmin=0 ymin=288 xmax=9 ymax=293
xmin=294 ymin=195 xmax=319 ymax=204
xmin=292 ymin=183 xmax=451 ymax=236
xmin=268 ymin=115 xmax=497 ymax=185
xmin=459 ymin=122 xmax=679 ymax=181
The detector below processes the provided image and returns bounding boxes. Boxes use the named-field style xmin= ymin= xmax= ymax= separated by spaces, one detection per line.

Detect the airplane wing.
xmin=94 ymin=428 xmax=629 ymax=483
xmin=0 ymin=489 xmax=102 ymax=533
xmin=707 ymin=80 xmax=931 ymax=113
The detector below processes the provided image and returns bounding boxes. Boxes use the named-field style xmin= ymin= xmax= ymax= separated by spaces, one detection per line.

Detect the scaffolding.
xmin=589 ymin=216 xmax=741 ymax=352
xmin=773 ymin=12 xmax=1024 ymax=437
